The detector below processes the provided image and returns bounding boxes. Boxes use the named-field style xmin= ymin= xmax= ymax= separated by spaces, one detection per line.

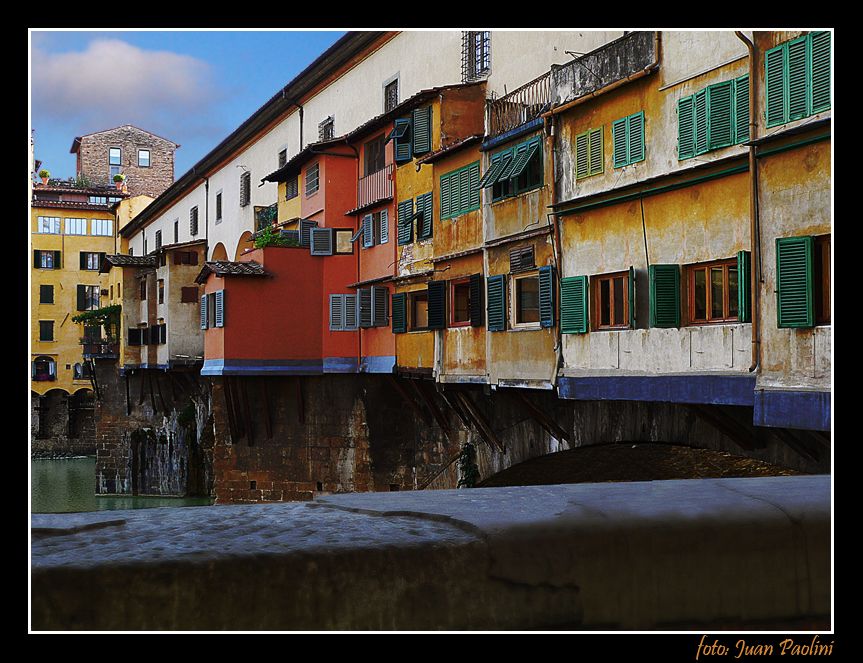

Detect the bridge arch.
xmin=234 ymin=231 xmax=255 ymax=259
xmin=210 ymin=242 xmax=228 ymax=261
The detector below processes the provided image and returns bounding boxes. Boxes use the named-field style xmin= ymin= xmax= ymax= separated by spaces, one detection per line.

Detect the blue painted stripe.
xmin=557 ymin=374 xmax=756 ymax=406
xmin=360 ymin=355 xmax=396 ymax=374
xmin=201 ymin=358 xmax=323 ymax=376
xmin=480 ymin=118 xmax=544 ymax=152
xmin=323 ymin=357 xmax=359 ymax=373
xmin=753 ymin=389 xmax=831 ymax=431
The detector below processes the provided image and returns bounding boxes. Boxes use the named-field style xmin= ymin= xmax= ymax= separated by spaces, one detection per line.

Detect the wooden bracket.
xmin=511 ymin=390 xmax=571 ymax=443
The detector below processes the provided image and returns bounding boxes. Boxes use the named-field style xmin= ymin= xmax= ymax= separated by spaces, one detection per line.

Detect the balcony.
xmin=81 ymin=339 xmax=120 ymax=359
xmin=354 ymin=164 xmax=394 ymax=213
xmin=487 ymin=71 xmax=552 ymax=138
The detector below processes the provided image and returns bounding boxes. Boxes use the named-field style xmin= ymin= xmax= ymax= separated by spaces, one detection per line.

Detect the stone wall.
xmin=31 ymin=390 xmax=96 ymax=457
xmin=77 ymin=126 xmax=176 ymax=198
xmin=93 ymin=362 xmax=212 ymax=497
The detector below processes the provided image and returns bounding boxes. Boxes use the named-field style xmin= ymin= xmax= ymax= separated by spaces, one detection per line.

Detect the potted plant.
xmin=38 ymin=169 xmax=50 ymax=185
xmin=113 ymin=173 xmax=126 ymax=190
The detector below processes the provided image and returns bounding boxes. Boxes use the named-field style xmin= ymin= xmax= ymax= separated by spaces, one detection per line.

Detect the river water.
xmin=31 ymin=457 xmax=212 ymax=513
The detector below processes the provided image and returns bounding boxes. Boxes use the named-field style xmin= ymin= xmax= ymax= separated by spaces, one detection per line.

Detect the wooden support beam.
xmin=222 ymin=377 xmax=239 ymax=443
xmin=240 ymin=379 xmax=254 ymax=446
xmin=455 ymin=391 xmax=505 ymax=453
xmin=125 ymin=372 xmax=131 ymax=416
xmin=417 ymin=450 xmax=462 ymax=490
xmin=138 ymin=369 xmax=146 ymax=405
xmin=691 ymin=404 xmax=757 ymax=451
xmin=167 ymin=370 xmax=180 ymax=404
xmin=296 ymin=377 xmax=305 ymax=425
xmin=261 ymin=377 xmax=272 ymax=440
xmin=147 ymin=370 xmax=158 ymax=414
xmin=770 ymin=427 xmax=820 ymax=463
xmin=388 ymin=376 xmax=431 ymax=427
xmin=511 ymin=390 xmax=571 ymax=443
xmin=438 ymin=388 xmax=472 ymax=430
xmin=155 ymin=371 xmax=168 ymax=413
xmin=412 ymin=379 xmax=452 ymax=435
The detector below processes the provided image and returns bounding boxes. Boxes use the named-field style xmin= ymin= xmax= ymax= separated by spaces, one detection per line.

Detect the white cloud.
xmin=32 ymin=39 xmax=222 ymax=138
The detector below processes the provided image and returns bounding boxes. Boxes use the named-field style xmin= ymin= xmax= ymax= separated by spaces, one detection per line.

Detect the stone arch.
xmin=32 ymin=355 xmax=57 ymax=382
xmin=234 ymin=231 xmax=255 ymax=260
xmin=211 ymin=242 xmax=228 ymax=261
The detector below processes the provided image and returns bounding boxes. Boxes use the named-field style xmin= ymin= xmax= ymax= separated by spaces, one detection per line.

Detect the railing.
xmin=487 ymin=71 xmax=552 ymax=137
xmin=357 ymin=164 xmax=394 ymax=209
xmin=255 ymin=203 xmax=279 ymax=232
xmin=81 ymin=339 xmax=120 ymax=359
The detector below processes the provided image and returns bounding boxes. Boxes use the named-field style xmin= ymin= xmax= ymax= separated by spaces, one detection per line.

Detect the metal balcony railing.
xmin=487 ymin=71 xmax=552 ymax=137
xmin=81 ymin=339 xmax=120 ymax=359
xmin=357 ymin=164 xmax=394 ymax=209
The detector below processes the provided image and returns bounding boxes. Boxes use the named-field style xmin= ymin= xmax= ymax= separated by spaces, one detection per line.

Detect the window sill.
xmin=508 ymin=325 xmax=542 ymax=332
xmin=490 ymin=185 xmax=545 ymax=206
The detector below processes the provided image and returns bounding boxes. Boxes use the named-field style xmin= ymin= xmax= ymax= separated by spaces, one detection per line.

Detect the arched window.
xmin=32 ymin=356 xmax=56 ymax=381
xmin=73 ymin=363 xmax=93 ymax=380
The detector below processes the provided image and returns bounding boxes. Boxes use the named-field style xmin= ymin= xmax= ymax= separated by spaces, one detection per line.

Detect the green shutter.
xmin=628 ymin=266 xmax=636 ymax=328
xmin=628 ymin=112 xmax=644 ymax=164
xmin=497 ymin=148 xmax=516 ymax=180
xmin=776 ymin=236 xmax=814 ymax=328
xmin=538 ymin=265 xmax=554 ymax=328
xmin=575 ymin=131 xmax=589 ymax=179
xmin=612 ymin=118 xmax=628 ymax=168
xmin=469 ymin=273 xmax=484 ymax=327
xmin=440 ymin=173 xmax=451 ymax=220
xmin=428 ymin=280 xmax=446 ymax=329
xmin=737 ymin=250 xmax=752 ymax=324
xmin=392 ymin=292 xmax=407 ymax=333
xmin=479 ymin=156 xmax=505 ymax=188
xmin=708 ymin=80 xmax=734 ymax=150
xmin=469 ymin=161 xmax=481 ymax=210
xmin=649 ymin=264 xmax=680 ymax=328
xmin=398 ymin=199 xmax=414 ymax=245
xmin=77 ymin=285 xmax=86 ymax=311
xmin=508 ymin=139 xmax=541 ymax=180
xmin=694 ymin=89 xmax=709 ymax=155
xmin=487 ymin=275 xmax=506 ymax=332
xmin=418 ymin=192 xmax=433 ymax=240
xmin=394 ymin=118 xmax=412 ymax=163
xmin=678 ymin=96 xmax=695 ymax=160
xmin=589 ymin=128 xmax=603 ymax=175
xmin=765 ymin=44 xmax=786 ymax=127
xmin=560 ymin=275 xmax=588 ymax=334
xmin=810 ymin=31 xmax=831 ymax=113
xmin=412 ymin=106 xmax=432 ymax=155
xmin=787 ymin=35 xmax=810 ymax=121
xmin=734 ymin=75 xmax=750 ymax=144
xmin=459 ymin=169 xmax=470 ymax=214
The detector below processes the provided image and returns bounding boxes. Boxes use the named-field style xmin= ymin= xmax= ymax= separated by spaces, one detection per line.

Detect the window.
xmin=409 ymin=291 xmax=429 ymax=331
xmin=37 ymin=216 xmax=60 ymax=234
xmin=190 ymin=206 xmax=199 ymax=236
xmin=319 ymin=116 xmax=334 ymax=141
xmin=200 ymin=290 xmax=226 ymax=329
xmin=173 ymin=251 xmax=199 ymax=266
xmin=384 ymin=78 xmax=399 ymax=112
xmin=40 ymin=285 xmax=53 ymax=304
xmin=575 ymin=127 xmax=604 ymax=179
xmin=73 ymin=363 xmax=93 ymax=380
xmin=39 ymin=320 xmax=54 ymax=341
xmin=813 ymin=235 xmax=830 ymax=325
xmin=329 ymin=294 xmax=358 ymax=331
xmin=140 ymin=279 xmax=147 ymax=300
xmin=34 ymin=250 xmax=59 ymax=269
xmin=109 ymin=147 xmax=121 ymax=180
xmin=158 ymin=279 xmax=165 ymax=304
xmin=91 ymin=218 xmax=113 ymax=236
xmin=687 ymin=259 xmax=739 ymax=324
xmin=240 ymin=171 xmax=251 ymax=207
xmin=365 ymin=135 xmax=386 ymax=175
xmin=80 ymin=252 xmax=103 ymax=271
xmin=215 ymin=191 xmax=223 ymax=223
xmin=155 ymin=229 xmax=162 ymax=251
xmin=32 ymin=356 xmax=56 ymax=381
xmin=592 ymin=271 xmax=631 ymax=330
xmin=450 ymin=280 xmax=471 ymax=327
xmin=88 ymin=196 xmax=108 ymax=205
xmin=65 ymin=218 xmax=87 ymax=235
xmin=612 ymin=111 xmax=645 ymax=168
xmin=481 ymin=136 xmax=543 ymax=200
xmin=181 ymin=286 xmax=198 ymax=303
xmin=776 ymin=235 xmax=830 ymax=328
xmin=411 ymin=106 xmax=432 ymax=156
xmin=174 ymin=219 xmax=179 ymax=244
xmin=512 ymin=272 xmax=541 ymax=327
xmin=138 ymin=149 xmax=150 ymax=167
xmin=305 ymin=163 xmax=320 ymax=196
xmin=462 ymin=31 xmax=490 ymax=82
xmin=335 ymin=229 xmax=355 ymax=255
xmin=77 ymin=285 xmax=100 ymax=311
xmin=440 ymin=162 xmax=481 ymax=220
xmin=766 ymin=31 xmax=830 ymax=128
xmin=110 ymin=285 xmax=113 ymax=301
xmin=509 ymin=246 xmax=535 ymax=273
xmin=285 ymin=176 xmax=299 ymax=200
xmin=358 ymin=286 xmax=389 ymax=328
xmin=278 ymin=148 xmax=287 ymax=169
xmin=143 ymin=232 xmax=147 ymax=255
xmin=678 ymin=75 xmax=749 ymax=159
xmin=389 ymin=118 xmax=412 ymax=164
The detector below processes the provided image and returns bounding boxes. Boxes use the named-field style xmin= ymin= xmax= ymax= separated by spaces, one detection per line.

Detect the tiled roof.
xmin=415 ymin=135 xmax=484 ymax=165
xmin=195 ymin=261 xmax=269 ymax=284
xmin=101 ymin=254 xmax=157 ymax=272
xmin=31 ymin=200 xmax=118 ymax=211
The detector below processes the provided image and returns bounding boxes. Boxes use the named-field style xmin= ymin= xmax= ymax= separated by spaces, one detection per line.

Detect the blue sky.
xmin=31 ymin=30 xmax=346 ymax=180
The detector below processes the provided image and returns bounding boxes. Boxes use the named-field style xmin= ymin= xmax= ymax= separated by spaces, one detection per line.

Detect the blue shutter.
xmin=379 ymin=209 xmax=389 ymax=244
xmin=649 ymin=265 xmax=680 ymax=328
xmin=310 ymin=227 xmax=334 ymax=256
xmin=427 ymin=280 xmax=446 ymax=330
xmin=344 ymin=293 xmax=358 ymax=331
xmin=359 ymin=288 xmax=373 ymax=328
xmin=394 ymin=118 xmax=412 ymax=163
xmin=200 ymin=295 xmax=207 ymax=329
xmin=214 ymin=290 xmax=225 ymax=328
xmin=329 ymin=294 xmax=344 ymax=331
xmin=538 ymin=265 xmax=554 ymax=328
xmin=299 ymin=219 xmax=317 ymax=247
xmin=487 ymin=275 xmax=506 ymax=332
xmin=392 ymin=292 xmax=407 ymax=333
xmin=678 ymin=96 xmax=695 ymax=160
xmin=362 ymin=214 xmax=375 ymax=249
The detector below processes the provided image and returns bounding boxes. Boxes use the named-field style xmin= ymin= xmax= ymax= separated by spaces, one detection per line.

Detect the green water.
xmin=31 ymin=457 xmax=212 ymax=513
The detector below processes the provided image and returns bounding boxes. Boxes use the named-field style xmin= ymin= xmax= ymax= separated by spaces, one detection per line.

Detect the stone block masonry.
xmin=31 ymin=390 xmax=96 ymax=457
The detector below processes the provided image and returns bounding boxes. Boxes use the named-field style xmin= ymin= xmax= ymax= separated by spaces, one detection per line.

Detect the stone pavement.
xmin=31 ymin=476 xmax=830 ymax=631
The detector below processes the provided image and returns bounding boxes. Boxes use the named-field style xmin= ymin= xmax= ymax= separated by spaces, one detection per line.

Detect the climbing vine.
xmin=457 ymin=441 xmax=480 ymax=488
xmin=254 ymin=225 xmax=299 ymax=249
xmin=72 ymin=304 xmax=121 ymax=339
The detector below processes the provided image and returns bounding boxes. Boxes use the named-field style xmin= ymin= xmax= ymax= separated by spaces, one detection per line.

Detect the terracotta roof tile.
xmin=194 ymin=260 xmax=269 ymax=284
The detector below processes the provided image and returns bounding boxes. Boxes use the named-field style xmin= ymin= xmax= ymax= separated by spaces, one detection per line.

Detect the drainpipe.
xmin=545 ymin=113 xmax=563 ymax=388
xmin=202 ymin=174 xmax=209 ymax=260
xmin=735 ymin=31 xmax=761 ymax=374
xmin=282 ymin=92 xmax=304 ymax=152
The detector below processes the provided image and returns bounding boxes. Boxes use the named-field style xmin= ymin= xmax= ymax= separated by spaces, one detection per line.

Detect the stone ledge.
xmin=31 ymin=476 xmax=830 ymax=630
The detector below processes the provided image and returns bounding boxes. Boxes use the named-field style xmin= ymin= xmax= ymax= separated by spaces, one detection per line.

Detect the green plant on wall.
xmin=457 ymin=441 xmax=480 ymax=488
xmin=72 ymin=304 xmax=122 ymax=340
xmin=254 ymin=225 xmax=299 ymax=249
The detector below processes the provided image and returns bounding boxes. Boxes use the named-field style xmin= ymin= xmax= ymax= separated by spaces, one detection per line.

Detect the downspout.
xmin=283 ymin=92 xmax=304 ymax=152
xmin=202 ymin=173 xmax=209 ymax=260
xmin=545 ymin=113 xmax=563 ymax=388
xmin=735 ymin=31 xmax=761 ymax=374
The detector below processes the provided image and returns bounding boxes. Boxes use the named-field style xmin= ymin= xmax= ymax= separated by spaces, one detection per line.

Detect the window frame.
xmin=138 ymin=149 xmax=150 ymax=167
xmin=510 ymin=270 xmax=542 ymax=329
xmin=37 ymin=216 xmax=61 ymax=234
xmin=364 ymin=134 xmax=387 ymax=176
xmin=813 ymin=234 xmax=831 ymax=325
xmin=215 ymin=190 xmax=223 ymax=223
xmin=591 ymin=271 xmax=630 ymax=330
xmin=239 ymin=171 xmax=251 ymax=207
xmin=440 ymin=161 xmax=481 ymax=220
xmin=449 ymin=278 xmax=472 ymax=328
xmin=334 ymin=228 xmax=355 ymax=255
xmin=319 ymin=116 xmax=335 ymax=141
xmin=305 ymin=163 xmax=320 ymax=197
xmin=408 ymin=290 xmax=430 ymax=332
xmin=40 ymin=284 xmax=54 ymax=304
xmin=684 ymin=258 xmax=740 ymax=325
xmin=65 ymin=218 xmax=87 ymax=235
xmin=612 ymin=111 xmax=646 ymax=168
xmin=82 ymin=252 xmax=101 ymax=271
xmin=285 ymin=176 xmax=299 ymax=200
xmin=158 ymin=279 xmax=165 ymax=305
xmin=463 ymin=31 xmax=490 ymax=82
xmin=91 ymin=218 xmax=113 ymax=237
xmin=39 ymin=320 xmax=54 ymax=342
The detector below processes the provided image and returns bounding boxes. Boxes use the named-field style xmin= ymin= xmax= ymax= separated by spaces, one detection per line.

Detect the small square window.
xmin=335 ymin=229 xmax=354 ymax=255
xmin=319 ymin=116 xmax=334 ymax=141
xmin=285 ymin=176 xmax=299 ymax=200
xmin=512 ymin=273 xmax=541 ymax=327
xmin=364 ymin=134 xmax=386 ymax=176
xmin=686 ymin=260 xmax=739 ymax=325
xmin=450 ymin=280 xmax=471 ymax=327
xmin=138 ymin=149 xmax=150 ymax=167
xmin=384 ymin=79 xmax=399 ymax=112
xmin=410 ymin=291 xmax=429 ymax=331
xmin=592 ymin=271 xmax=630 ymax=330
xmin=278 ymin=148 xmax=287 ymax=169
xmin=109 ymin=147 xmax=121 ymax=165
xmin=40 ymin=285 xmax=53 ymax=304
xmin=39 ymin=320 xmax=54 ymax=342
